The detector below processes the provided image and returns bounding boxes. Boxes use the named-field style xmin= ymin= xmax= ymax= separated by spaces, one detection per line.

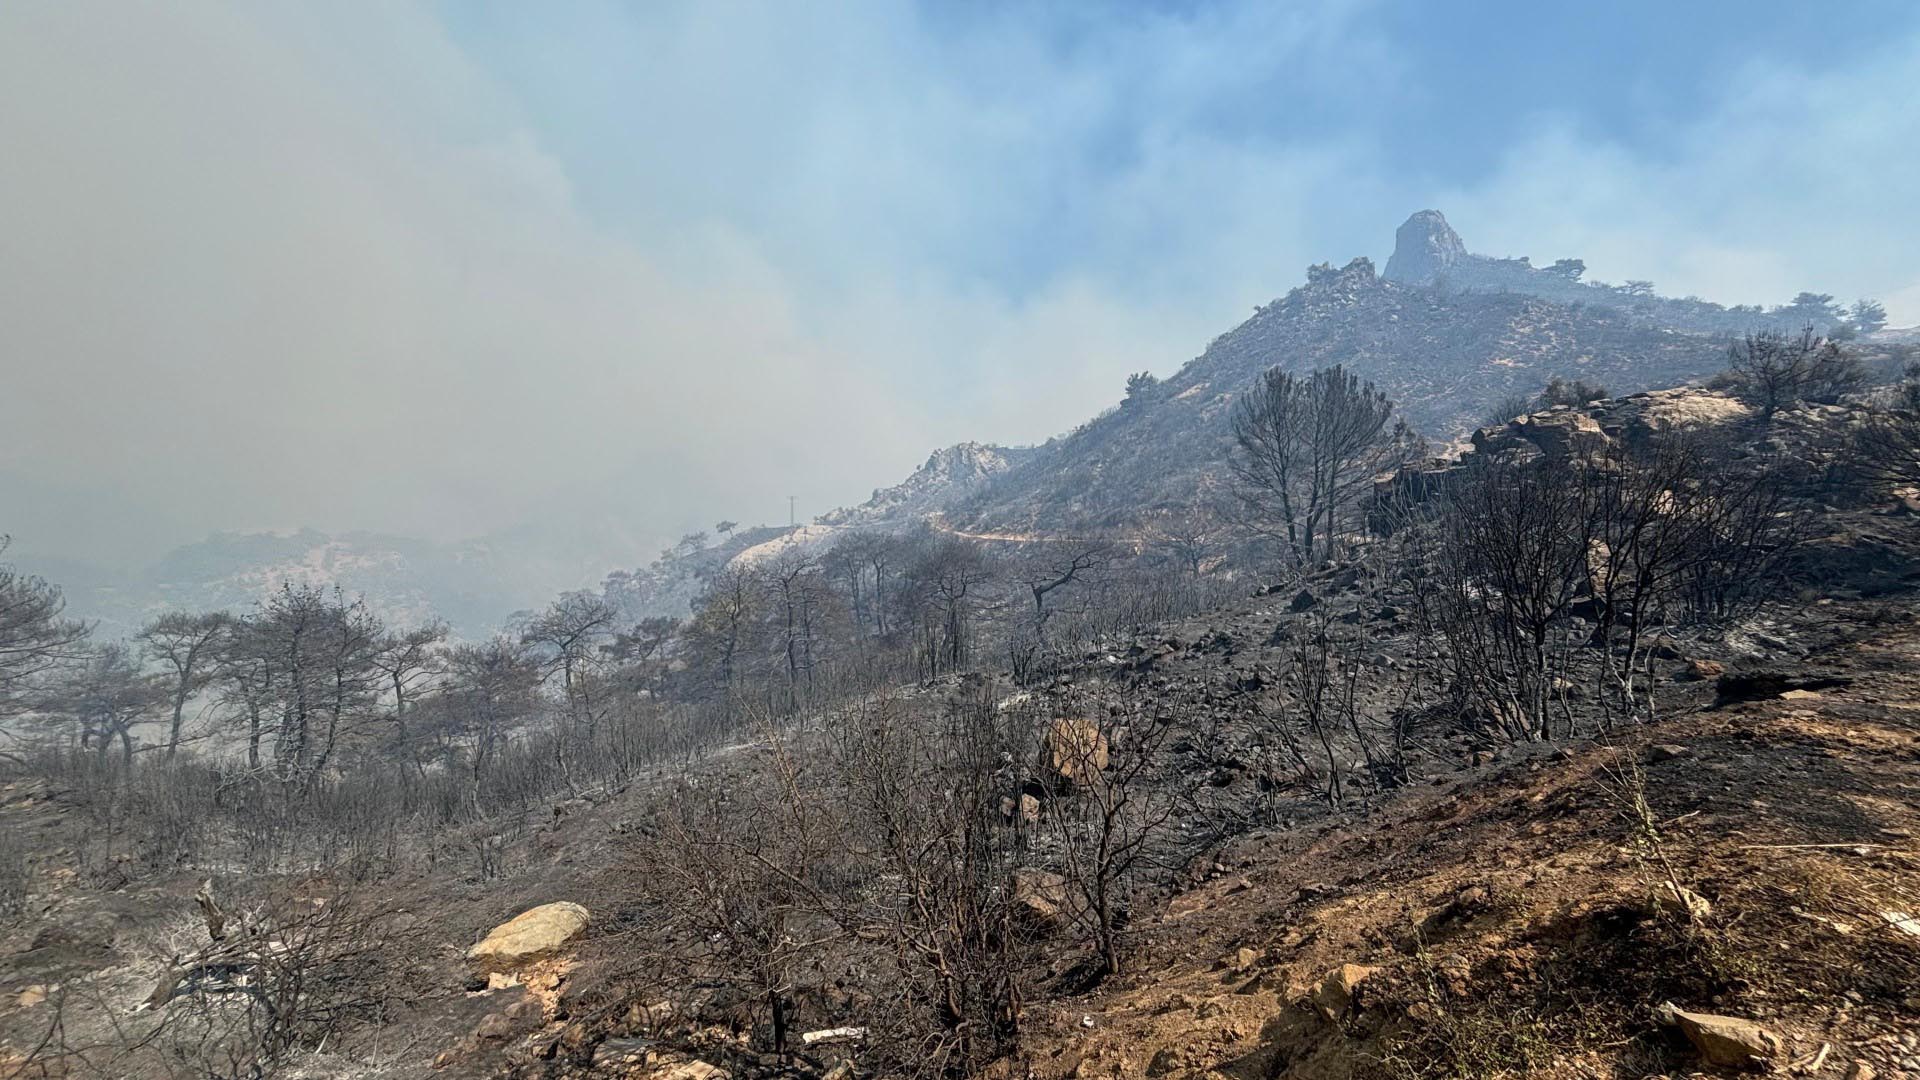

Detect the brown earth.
xmin=1011 ymin=611 xmax=1920 ymax=1080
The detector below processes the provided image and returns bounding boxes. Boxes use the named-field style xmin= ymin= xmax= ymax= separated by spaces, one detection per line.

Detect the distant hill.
xmin=43 ymin=522 xmax=661 ymax=640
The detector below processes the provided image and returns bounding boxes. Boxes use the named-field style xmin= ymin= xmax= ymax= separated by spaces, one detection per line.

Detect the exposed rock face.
xmin=466 ymin=901 xmax=590 ymax=973
xmin=1384 ymin=210 xmax=1466 ymax=283
xmin=819 ymin=442 xmax=1035 ymax=528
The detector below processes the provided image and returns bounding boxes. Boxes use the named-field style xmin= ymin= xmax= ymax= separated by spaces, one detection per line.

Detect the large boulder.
xmin=1011 ymin=868 xmax=1072 ymax=932
xmin=466 ymin=901 xmax=590 ymax=973
xmin=1046 ymin=717 xmax=1109 ymax=785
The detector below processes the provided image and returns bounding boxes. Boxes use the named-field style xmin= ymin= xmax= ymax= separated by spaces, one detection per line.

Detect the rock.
xmin=466 ymin=902 xmax=591 ymax=973
xmin=16 ymin=985 xmax=47 ymax=1007
xmin=1288 ymin=589 xmax=1319 ymax=613
xmin=1684 ymin=659 xmax=1726 ymax=681
xmin=649 ymin=1059 xmax=729 ymax=1080
xmin=1715 ymin=671 xmax=1850 ymax=705
xmin=1517 ymin=410 xmax=1609 ymax=457
xmin=800 ymin=1026 xmax=867 ymax=1047
xmin=1648 ymin=743 xmax=1690 ymax=762
xmin=1046 ymin=717 xmax=1109 ymax=784
xmin=1383 ymin=210 xmax=1466 ymax=283
xmin=624 ymin=1000 xmax=677 ymax=1031
xmin=1878 ymin=910 xmax=1920 ymax=937
xmin=1845 ymin=1061 xmax=1875 ymax=1080
xmin=1012 ymin=868 xmax=1071 ymax=931
xmin=474 ymin=1009 xmax=531 ymax=1043
xmin=595 ymin=1037 xmax=653 ymax=1066
xmin=1308 ymin=963 xmax=1379 ymax=1021
xmin=1657 ymin=1003 xmax=1780 ymax=1070
xmin=1651 ymin=882 xmax=1713 ymax=921
xmin=1233 ymin=947 xmax=1260 ymax=971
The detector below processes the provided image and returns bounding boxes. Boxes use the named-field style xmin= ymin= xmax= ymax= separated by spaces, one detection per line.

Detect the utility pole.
xmin=788 ymin=496 xmax=796 ymax=528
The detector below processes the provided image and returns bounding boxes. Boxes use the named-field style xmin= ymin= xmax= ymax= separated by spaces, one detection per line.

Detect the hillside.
xmin=592 ymin=210 xmax=1847 ymax=604
xmin=951 ymin=250 xmax=1730 ymax=534
xmin=8 ymin=454 xmax=1916 ymax=1080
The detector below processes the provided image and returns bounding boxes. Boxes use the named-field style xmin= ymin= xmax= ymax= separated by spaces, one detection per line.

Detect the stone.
xmin=595 ymin=1037 xmax=653 ymax=1066
xmin=1046 ymin=717 xmax=1109 ymax=783
xmin=1684 ymin=659 xmax=1726 ymax=680
xmin=1878 ymin=910 xmax=1920 ymax=937
xmin=1011 ymin=868 xmax=1071 ymax=932
xmin=1383 ymin=210 xmax=1466 ymax=283
xmin=1652 ymin=882 xmax=1714 ymax=921
xmin=1658 ymin=1003 xmax=1780 ymax=1070
xmin=466 ymin=902 xmax=591 ymax=973
xmin=650 ymin=1059 xmax=729 ymax=1080
xmin=1308 ymin=963 xmax=1380 ymax=1021
xmin=1648 ymin=744 xmax=1690 ymax=762
xmin=1517 ymin=410 xmax=1609 ymax=457
xmin=474 ymin=1010 xmax=527 ymax=1042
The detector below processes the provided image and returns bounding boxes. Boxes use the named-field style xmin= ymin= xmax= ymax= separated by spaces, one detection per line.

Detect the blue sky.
xmin=2 ymin=1 xmax=1918 ymax=571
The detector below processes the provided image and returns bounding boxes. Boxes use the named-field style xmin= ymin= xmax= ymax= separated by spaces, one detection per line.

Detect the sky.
xmin=3 ymin=0 xmax=1919 ymax=575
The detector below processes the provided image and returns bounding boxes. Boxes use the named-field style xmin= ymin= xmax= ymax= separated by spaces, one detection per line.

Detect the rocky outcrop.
xmin=1381 ymin=210 xmax=1841 ymax=337
xmin=819 ymin=442 xmax=1035 ymax=528
xmin=1383 ymin=210 xmax=1466 ymax=284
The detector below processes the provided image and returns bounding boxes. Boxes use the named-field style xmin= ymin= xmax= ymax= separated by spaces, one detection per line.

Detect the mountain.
xmin=944 ymin=213 xmax=1764 ymax=534
xmin=49 ymin=211 xmax=1877 ymax=634
xmin=588 ymin=209 xmax=1871 ymax=612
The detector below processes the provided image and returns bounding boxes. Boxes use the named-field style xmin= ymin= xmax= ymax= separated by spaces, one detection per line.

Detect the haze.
xmin=4 ymin=0 xmax=1918 ymax=579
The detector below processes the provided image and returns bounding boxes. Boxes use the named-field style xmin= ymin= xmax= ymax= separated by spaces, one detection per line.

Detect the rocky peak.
xmin=1384 ymin=209 xmax=1466 ymax=283
xmin=1382 ymin=209 xmax=1466 ymax=282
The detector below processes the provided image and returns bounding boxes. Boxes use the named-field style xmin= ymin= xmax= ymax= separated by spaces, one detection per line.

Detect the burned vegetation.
xmin=3 ymin=335 xmax=1920 ymax=1080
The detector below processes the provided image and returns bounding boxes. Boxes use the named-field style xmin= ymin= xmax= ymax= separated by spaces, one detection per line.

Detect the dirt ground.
xmin=1013 ymin=603 xmax=1920 ymax=1079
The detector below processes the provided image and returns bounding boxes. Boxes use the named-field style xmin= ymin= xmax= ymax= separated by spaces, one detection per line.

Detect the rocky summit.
xmin=1382 ymin=208 xmax=1467 ymax=284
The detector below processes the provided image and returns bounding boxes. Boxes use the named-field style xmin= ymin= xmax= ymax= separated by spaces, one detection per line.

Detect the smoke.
xmin=2 ymin=1 xmax=1915 ymax=578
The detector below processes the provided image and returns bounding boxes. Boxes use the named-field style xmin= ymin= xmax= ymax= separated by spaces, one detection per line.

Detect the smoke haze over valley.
xmin=7 ymin=1 xmax=1920 ymax=629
